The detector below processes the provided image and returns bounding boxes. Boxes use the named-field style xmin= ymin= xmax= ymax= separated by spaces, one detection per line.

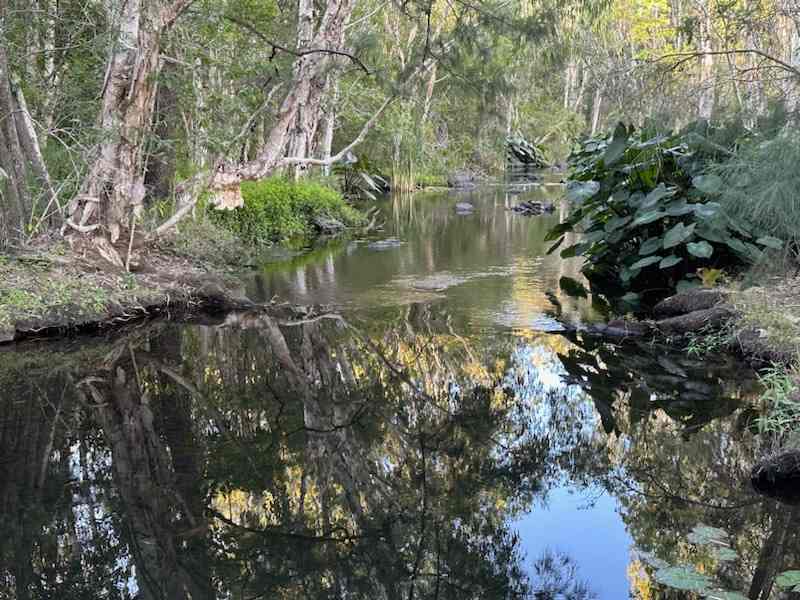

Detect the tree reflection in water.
xmin=0 ymin=303 xmax=796 ymax=599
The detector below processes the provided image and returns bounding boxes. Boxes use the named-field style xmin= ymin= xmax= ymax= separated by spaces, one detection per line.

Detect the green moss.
xmin=213 ymin=177 xmax=365 ymax=245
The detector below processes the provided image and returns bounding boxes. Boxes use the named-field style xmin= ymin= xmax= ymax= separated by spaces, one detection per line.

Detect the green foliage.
xmin=711 ymin=127 xmax=800 ymax=248
xmin=333 ymin=156 xmax=390 ymax=199
xmin=506 ymin=135 xmax=547 ymax=167
xmin=545 ymin=123 xmax=780 ymax=303
xmin=213 ymin=177 xmax=364 ymax=244
xmin=648 ymin=523 xmax=747 ymax=599
xmin=755 ymin=365 xmax=800 ymax=448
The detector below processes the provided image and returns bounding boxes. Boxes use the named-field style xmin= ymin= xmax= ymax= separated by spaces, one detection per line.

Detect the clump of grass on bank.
xmin=212 ymin=177 xmax=365 ymax=245
xmin=756 ymin=365 xmax=800 ymax=449
xmin=732 ymin=275 xmax=800 ymax=362
xmin=0 ymin=254 xmax=135 ymax=332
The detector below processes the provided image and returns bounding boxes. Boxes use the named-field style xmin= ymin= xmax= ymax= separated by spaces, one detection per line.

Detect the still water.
xmin=0 ymin=185 xmax=796 ymax=599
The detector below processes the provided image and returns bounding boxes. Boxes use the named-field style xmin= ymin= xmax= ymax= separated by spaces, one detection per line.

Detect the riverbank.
xmin=0 ymin=243 xmax=255 ymax=343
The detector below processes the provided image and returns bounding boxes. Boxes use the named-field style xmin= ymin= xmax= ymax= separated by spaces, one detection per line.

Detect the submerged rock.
xmin=455 ymin=202 xmax=474 ymax=213
xmin=447 ymin=170 xmax=477 ymax=189
xmin=751 ymin=450 xmax=800 ymax=505
xmin=510 ymin=200 xmax=555 ymax=216
xmin=367 ymin=238 xmax=404 ymax=250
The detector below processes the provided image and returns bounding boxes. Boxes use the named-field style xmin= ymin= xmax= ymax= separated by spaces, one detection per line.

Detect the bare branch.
xmin=224 ymin=14 xmax=372 ymax=74
xmin=654 ymin=48 xmax=800 ymax=79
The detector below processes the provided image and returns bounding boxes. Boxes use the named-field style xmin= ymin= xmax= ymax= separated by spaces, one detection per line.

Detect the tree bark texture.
xmin=66 ymin=0 xmax=193 ymax=246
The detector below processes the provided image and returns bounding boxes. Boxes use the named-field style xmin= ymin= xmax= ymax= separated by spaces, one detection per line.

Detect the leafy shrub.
xmin=333 ymin=155 xmax=390 ymax=200
xmin=546 ymin=123 xmax=782 ymax=304
xmin=711 ymin=128 xmax=800 ymax=248
xmin=213 ymin=177 xmax=364 ymax=244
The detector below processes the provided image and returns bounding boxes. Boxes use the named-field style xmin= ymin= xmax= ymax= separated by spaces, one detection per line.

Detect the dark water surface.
xmin=1 ymin=186 xmax=798 ymax=599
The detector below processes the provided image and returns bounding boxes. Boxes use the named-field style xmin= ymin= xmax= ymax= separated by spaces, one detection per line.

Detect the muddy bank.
xmin=0 ymin=248 xmax=256 ymax=344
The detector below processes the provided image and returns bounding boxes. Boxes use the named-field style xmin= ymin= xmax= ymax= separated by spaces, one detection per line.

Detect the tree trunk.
xmin=205 ymin=0 xmax=356 ymax=206
xmin=0 ymin=0 xmax=30 ymax=245
xmin=590 ymin=86 xmax=602 ymax=135
xmin=66 ymin=0 xmax=193 ymax=250
xmin=697 ymin=0 xmax=715 ymax=120
xmin=320 ymin=80 xmax=338 ymax=177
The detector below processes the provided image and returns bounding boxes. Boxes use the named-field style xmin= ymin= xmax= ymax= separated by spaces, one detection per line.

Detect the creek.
xmin=0 ymin=183 xmax=795 ymax=599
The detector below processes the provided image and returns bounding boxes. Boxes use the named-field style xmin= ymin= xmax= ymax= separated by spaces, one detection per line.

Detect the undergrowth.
xmin=756 ymin=364 xmax=800 ymax=449
xmin=213 ymin=177 xmax=364 ymax=244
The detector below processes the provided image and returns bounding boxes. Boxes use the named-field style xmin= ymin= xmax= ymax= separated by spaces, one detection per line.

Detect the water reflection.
xmin=0 ymin=302 xmax=796 ymax=599
xmin=249 ymin=186 xmax=594 ymax=331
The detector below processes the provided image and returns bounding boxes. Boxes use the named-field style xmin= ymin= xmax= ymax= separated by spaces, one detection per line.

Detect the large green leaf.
xmin=756 ymin=236 xmax=784 ymax=250
xmin=641 ymin=183 xmax=675 ymax=209
xmin=546 ymin=237 xmax=565 ymax=255
xmin=565 ymin=180 xmax=601 ymax=202
xmin=687 ymin=241 xmax=714 ymax=258
xmin=560 ymin=276 xmax=589 ymax=298
xmin=696 ymin=226 xmax=728 ymax=243
xmin=632 ymin=210 xmax=667 ymax=227
xmin=604 ymin=122 xmax=629 ymax=165
xmin=665 ymin=200 xmax=695 ymax=216
xmin=663 ymin=222 xmax=696 ymax=248
xmin=639 ymin=237 xmax=664 ymax=255
xmin=775 ymin=571 xmax=800 ymax=591
xmin=605 ymin=215 xmax=632 ymax=233
xmin=544 ymin=221 xmax=574 ymax=242
xmin=659 ymin=255 xmax=682 ymax=269
xmin=654 ymin=566 xmax=714 ymax=592
xmin=630 ymin=255 xmax=663 ymax=270
xmin=693 ymin=202 xmax=722 ymax=220
xmin=692 ymin=174 xmax=723 ymax=195
xmin=677 ymin=279 xmax=701 ymax=293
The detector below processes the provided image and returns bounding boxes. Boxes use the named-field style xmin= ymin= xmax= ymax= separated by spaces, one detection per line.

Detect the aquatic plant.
xmin=545 ymin=123 xmax=784 ymax=303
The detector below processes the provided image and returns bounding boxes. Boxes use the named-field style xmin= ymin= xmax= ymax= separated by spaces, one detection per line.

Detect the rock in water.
xmin=447 ymin=170 xmax=477 ymax=189
xmin=510 ymin=200 xmax=555 ymax=216
xmin=367 ymin=238 xmax=403 ymax=250
xmin=751 ymin=450 xmax=800 ymax=505
xmin=455 ymin=202 xmax=474 ymax=213
xmin=312 ymin=215 xmax=346 ymax=234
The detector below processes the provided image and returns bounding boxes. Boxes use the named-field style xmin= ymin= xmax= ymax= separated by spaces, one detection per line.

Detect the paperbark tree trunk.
xmin=203 ymin=0 xmax=356 ymax=207
xmin=66 ymin=0 xmax=193 ymax=253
